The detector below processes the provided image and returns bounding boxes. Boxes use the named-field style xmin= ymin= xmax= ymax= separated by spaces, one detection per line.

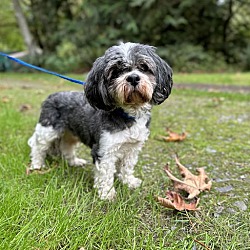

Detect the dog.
xmin=28 ymin=42 xmax=173 ymax=200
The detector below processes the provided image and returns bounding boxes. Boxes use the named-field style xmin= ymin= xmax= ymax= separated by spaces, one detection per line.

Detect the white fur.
xmin=28 ymin=123 xmax=86 ymax=170
xmin=28 ymin=124 xmax=59 ymax=169
xmin=95 ymin=113 xmax=150 ymax=200
xmin=119 ymin=42 xmax=135 ymax=59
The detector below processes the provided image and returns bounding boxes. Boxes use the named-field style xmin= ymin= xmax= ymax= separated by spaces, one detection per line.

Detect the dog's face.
xmin=85 ymin=42 xmax=173 ymax=111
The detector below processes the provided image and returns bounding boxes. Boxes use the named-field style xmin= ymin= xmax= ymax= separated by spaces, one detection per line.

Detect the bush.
xmin=41 ymin=43 xmax=230 ymax=73
xmin=157 ymin=44 xmax=228 ymax=72
xmin=42 ymin=41 xmax=81 ymax=73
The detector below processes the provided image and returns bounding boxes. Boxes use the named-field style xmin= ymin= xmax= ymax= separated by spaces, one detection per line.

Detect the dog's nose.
xmin=126 ymin=74 xmax=140 ymax=87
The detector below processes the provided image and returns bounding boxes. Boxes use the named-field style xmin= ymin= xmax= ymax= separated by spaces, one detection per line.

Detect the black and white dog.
xmin=28 ymin=42 xmax=173 ymax=200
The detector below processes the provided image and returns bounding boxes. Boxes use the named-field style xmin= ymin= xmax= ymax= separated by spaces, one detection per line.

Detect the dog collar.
xmin=115 ymin=108 xmax=136 ymax=121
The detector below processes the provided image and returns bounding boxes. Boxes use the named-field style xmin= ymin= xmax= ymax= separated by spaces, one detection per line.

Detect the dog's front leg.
xmin=94 ymin=155 xmax=117 ymax=200
xmin=117 ymin=145 xmax=142 ymax=189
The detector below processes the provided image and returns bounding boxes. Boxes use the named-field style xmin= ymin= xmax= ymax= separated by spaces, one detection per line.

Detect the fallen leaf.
xmin=26 ymin=164 xmax=58 ymax=175
xmin=1 ymin=96 xmax=10 ymax=103
xmin=156 ymin=191 xmax=200 ymax=211
xmin=164 ymin=157 xmax=212 ymax=199
xmin=19 ymin=104 xmax=32 ymax=112
xmin=160 ymin=129 xmax=187 ymax=142
xmin=26 ymin=168 xmax=53 ymax=175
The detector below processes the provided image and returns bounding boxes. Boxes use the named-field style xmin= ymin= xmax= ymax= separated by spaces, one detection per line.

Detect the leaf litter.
xmin=156 ymin=156 xmax=212 ymax=211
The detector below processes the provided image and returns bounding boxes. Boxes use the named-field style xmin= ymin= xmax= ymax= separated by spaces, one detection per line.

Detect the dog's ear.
xmin=146 ymin=47 xmax=173 ymax=105
xmin=84 ymin=57 xmax=115 ymax=111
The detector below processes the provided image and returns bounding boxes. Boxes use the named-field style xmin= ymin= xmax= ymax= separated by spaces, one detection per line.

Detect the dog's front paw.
xmin=98 ymin=187 xmax=116 ymax=201
xmin=69 ymin=158 xmax=87 ymax=167
xmin=126 ymin=177 xmax=142 ymax=189
xmin=29 ymin=164 xmax=45 ymax=170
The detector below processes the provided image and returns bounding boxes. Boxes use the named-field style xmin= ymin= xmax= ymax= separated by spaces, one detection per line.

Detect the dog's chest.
xmin=125 ymin=116 xmax=149 ymax=142
xmin=98 ymin=116 xmax=149 ymax=156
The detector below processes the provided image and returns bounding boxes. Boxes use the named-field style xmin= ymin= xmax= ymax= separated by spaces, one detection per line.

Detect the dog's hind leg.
xmin=28 ymin=124 xmax=59 ymax=170
xmin=59 ymin=130 xmax=86 ymax=167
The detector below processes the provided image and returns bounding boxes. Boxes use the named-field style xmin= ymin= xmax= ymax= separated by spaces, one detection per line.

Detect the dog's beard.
xmin=111 ymin=73 xmax=155 ymax=107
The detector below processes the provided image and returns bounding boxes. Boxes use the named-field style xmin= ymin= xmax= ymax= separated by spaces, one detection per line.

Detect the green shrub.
xmin=42 ymin=41 xmax=81 ymax=73
xmin=157 ymin=44 xmax=229 ymax=72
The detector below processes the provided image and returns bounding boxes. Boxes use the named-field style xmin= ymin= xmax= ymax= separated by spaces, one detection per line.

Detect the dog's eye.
xmin=110 ymin=66 xmax=130 ymax=79
xmin=110 ymin=68 xmax=120 ymax=79
xmin=139 ymin=63 xmax=149 ymax=72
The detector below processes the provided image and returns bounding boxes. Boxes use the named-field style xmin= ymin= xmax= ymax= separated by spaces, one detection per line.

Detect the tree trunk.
xmin=12 ymin=0 xmax=42 ymax=56
xmin=222 ymin=0 xmax=233 ymax=63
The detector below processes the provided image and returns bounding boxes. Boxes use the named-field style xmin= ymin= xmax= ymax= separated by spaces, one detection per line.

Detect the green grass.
xmin=2 ymin=72 xmax=250 ymax=86
xmin=173 ymin=72 xmax=250 ymax=86
xmin=0 ymin=72 xmax=250 ymax=250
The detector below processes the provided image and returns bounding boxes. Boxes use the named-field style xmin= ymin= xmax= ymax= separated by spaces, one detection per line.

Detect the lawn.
xmin=0 ymin=72 xmax=249 ymax=250
xmin=173 ymin=72 xmax=250 ymax=86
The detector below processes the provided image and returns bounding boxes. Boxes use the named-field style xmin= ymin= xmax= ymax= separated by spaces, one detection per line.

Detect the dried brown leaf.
xmin=156 ymin=191 xmax=200 ymax=211
xmin=161 ymin=129 xmax=187 ymax=142
xmin=19 ymin=104 xmax=32 ymax=112
xmin=2 ymin=96 xmax=10 ymax=103
xmin=26 ymin=168 xmax=53 ymax=175
xmin=164 ymin=157 xmax=212 ymax=199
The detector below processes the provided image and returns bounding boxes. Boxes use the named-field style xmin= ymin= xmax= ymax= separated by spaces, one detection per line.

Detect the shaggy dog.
xmin=28 ymin=42 xmax=173 ymax=200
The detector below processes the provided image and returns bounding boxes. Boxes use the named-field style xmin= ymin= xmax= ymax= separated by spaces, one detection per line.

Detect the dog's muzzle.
xmin=126 ymin=73 xmax=140 ymax=87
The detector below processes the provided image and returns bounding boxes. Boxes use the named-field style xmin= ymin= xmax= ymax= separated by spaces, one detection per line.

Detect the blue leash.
xmin=0 ymin=52 xmax=85 ymax=85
